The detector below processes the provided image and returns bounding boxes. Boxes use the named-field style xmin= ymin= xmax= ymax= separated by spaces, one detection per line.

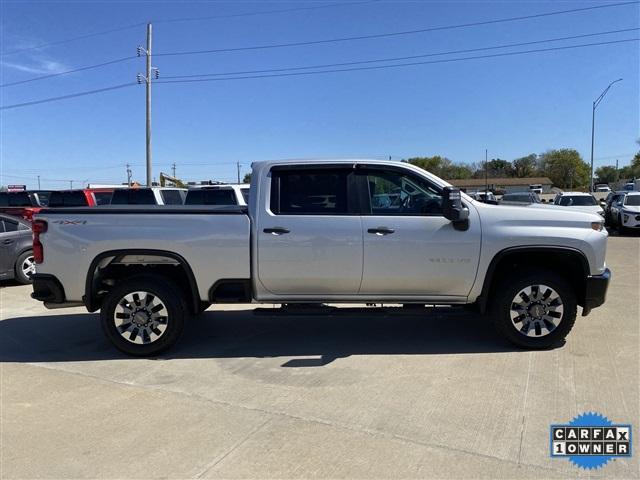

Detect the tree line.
xmin=404 ymin=149 xmax=640 ymax=189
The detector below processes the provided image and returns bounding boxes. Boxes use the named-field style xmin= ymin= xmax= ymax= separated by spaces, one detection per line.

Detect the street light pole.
xmin=590 ymin=78 xmax=622 ymax=191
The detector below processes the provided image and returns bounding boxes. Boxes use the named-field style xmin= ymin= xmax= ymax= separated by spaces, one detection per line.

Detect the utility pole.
xmin=137 ymin=23 xmax=158 ymax=187
xmin=37 ymin=175 xmax=41 ymax=189
xmin=236 ymin=161 xmax=241 ymax=184
xmin=484 ymin=149 xmax=488 ymax=196
xmin=590 ymin=78 xmax=623 ymax=192
xmin=171 ymin=162 xmax=176 ymax=178
xmin=69 ymin=180 xmax=73 ymax=189
xmin=126 ymin=163 xmax=132 ymax=186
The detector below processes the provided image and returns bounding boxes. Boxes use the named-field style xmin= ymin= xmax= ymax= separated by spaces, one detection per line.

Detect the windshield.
xmin=625 ymin=195 xmax=640 ymax=206
xmin=558 ymin=195 xmax=597 ymax=206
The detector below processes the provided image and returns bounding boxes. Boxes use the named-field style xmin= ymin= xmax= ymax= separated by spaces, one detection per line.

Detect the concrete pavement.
xmin=1 ymin=235 xmax=638 ymax=479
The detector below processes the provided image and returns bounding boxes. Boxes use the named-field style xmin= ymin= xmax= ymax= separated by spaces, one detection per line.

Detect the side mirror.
xmin=442 ymin=187 xmax=469 ymax=230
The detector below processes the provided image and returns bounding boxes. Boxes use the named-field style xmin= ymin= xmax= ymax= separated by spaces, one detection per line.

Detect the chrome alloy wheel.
xmin=114 ymin=291 xmax=169 ymax=345
xmin=509 ymin=284 xmax=563 ymax=337
xmin=21 ymin=255 xmax=36 ymax=278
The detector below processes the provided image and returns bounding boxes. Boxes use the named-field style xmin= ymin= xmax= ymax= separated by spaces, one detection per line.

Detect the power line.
xmin=154 ymin=0 xmax=379 ymax=25
xmin=2 ymin=38 xmax=636 ymax=111
xmin=0 ymin=82 xmax=136 ymax=110
xmin=154 ymin=1 xmax=639 ymax=57
xmin=0 ymin=1 xmax=377 ymax=57
xmin=0 ymin=56 xmax=137 ymax=88
xmin=163 ymin=27 xmax=640 ymax=80
xmin=1 ymin=23 xmax=146 ymax=57
xmin=155 ymin=38 xmax=639 ymax=84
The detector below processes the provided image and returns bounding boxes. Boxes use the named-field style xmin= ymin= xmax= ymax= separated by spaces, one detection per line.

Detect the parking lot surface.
xmin=1 ymin=235 xmax=638 ymax=479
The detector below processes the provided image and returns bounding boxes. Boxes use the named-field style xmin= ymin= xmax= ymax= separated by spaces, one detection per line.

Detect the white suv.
xmin=553 ymin=192 xmax=604 ymax=217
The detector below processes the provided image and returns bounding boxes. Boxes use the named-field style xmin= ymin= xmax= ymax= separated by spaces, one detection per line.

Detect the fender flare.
xmin=84 ymin=249 xmax=200 ymax=312
xmin=476 ymin=246 xmax=590 ymax=313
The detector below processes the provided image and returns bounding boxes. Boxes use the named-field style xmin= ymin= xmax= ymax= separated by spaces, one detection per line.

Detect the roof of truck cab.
xmin=250 ymin=159 xmax=451 ymax=183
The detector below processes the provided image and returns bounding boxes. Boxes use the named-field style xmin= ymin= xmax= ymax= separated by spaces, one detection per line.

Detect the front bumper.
xmin=582 ymin=268 xmax=611 ymax=316
xmin=621 ymin=212 xmax=640 ymax=228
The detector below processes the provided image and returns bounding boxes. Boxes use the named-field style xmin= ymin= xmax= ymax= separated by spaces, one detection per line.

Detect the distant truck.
xmin=31 ymin=159 xmax=610 ymax=356
xmin=185 ymin=184 xmax=249 ymax=206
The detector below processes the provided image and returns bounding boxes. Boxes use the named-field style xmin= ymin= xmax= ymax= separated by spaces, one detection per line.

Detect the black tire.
xmin=100 ymin=276 xmax=188 ymax=356
xmin=489 ymin=269 xmax=577 ymax=349
xmin=15 ymin=250 xmax=35 ymax=284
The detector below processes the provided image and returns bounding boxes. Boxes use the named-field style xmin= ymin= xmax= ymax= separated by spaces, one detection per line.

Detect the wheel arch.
xmin=84 ymin=249 xmax=200 ymax=313
xmin=476 ymin=246 xmax=590 ymax=314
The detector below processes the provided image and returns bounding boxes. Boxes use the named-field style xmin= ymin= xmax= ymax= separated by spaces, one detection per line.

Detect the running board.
xmin=253 ymin=304 xmax=440 ymax=316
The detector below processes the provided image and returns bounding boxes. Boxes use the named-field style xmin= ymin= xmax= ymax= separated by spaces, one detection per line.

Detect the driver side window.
xmin=364 ymin=170 xmax=443 ymax=216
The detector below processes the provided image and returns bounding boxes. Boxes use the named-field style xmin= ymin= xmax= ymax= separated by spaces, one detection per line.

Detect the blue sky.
xmin=1 ymin=0 xmax=638 ymax=189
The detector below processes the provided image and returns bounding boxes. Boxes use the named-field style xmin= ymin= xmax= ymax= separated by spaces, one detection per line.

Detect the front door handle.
xmin=367 ymin=227 xmax=395 ymax=235
xmin=263 ymin=227 xmax=290 ymax=235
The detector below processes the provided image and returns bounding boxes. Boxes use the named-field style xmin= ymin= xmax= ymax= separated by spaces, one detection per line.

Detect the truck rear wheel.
xmin=100 ymin=277 xmax=187 ymax=356
xmin=490 ymin=270 xmax=577 ymax=349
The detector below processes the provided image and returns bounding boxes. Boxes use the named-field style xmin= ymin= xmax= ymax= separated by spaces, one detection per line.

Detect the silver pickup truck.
xmin=31 ymin=159 xmax=611 ymax=356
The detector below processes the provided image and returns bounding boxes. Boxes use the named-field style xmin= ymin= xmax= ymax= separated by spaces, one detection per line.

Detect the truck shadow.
xmin=0 ymin=308 xmax=538 ymax=364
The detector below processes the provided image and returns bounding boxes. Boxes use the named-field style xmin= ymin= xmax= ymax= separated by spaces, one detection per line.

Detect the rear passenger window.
xmin=160 ymin=190 xmax=184 ymax=205
xmin=111 ymin=189 xmax=156 ymax=205
xmin=3 ymin=220 xmax=18 ymax=232
xmin=185 ymin=189 xmax=237 ymax=205
xmin=270 ymin=169 xmax=349 ymax=215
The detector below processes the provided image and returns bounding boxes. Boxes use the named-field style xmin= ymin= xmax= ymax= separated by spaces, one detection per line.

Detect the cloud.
xmin=2 ymin=57 xmax=68 ymax=75
xmin=1 ymin=34 xmax=69 ymax=75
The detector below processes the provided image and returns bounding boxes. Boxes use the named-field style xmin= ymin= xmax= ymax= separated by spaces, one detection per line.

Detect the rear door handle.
xmin=367 ymin=227 xmax=395 ymax=235
xmin=263 ymin=227 xmax=290 ymax=235
xmin=2 ymin=239 xmax=14 ymax=245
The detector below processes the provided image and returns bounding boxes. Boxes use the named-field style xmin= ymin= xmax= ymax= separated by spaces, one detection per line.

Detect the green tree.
xmin=487 ymin=159 xmax=514 ymax=177
xmin=406 ymin=156 xmax=472 ymax=179
xmin=242 ymin=173 xmax=252 ymax=183
xmin=540 ymin=149 xmax=590 ymax=189
xmin=595 ymin=165 xmax=618 ymax=184
xmin=620 ymin=152 xmax=640 ymax=180
xmin=512 ymin=154 xmax=538 ymax=177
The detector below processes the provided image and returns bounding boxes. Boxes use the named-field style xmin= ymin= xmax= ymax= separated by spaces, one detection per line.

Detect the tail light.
xmin=32 ymin=220 xmax=47 ymax=264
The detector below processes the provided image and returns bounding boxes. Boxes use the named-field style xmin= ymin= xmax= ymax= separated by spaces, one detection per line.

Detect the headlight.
xmin=591 ymin=221 xmax=604 ymax=231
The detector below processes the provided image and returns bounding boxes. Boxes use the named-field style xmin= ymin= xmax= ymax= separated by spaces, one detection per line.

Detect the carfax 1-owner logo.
xmin=550 ymin=412 xmax=632 ymax=470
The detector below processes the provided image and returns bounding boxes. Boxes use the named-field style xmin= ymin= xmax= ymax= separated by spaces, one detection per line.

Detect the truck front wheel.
xmin=100 ymin=277 xmax=188 ymax=356
xmin=490 ymin=270 xmax=577 ymax=349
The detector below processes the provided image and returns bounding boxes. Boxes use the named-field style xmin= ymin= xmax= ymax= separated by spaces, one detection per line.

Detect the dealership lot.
xmin=1 ymin=235 xmax=638 ymax=479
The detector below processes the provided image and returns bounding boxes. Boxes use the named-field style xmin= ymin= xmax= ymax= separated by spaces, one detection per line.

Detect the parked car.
xmin=0 ymin=214 xmax=35 ymax=284
xmin=185 ymin=184 xmax=249 ymax=206
xmin=0 ymin=191 xmax=42 ymax=221
xmin=602 ymin=191 xmax=627 ymax=225
xmin=595 ymin=185 xmax=611 ymax=193
xmin=609 ymin=191 xmax=640 ymax=232
xmin=468 ymin=191 xmax=498 ymax=205
xmin=31 ymin=159 xmax=610 ymax=356
xmin=500 ymin=192 xmax=541 ymax=204
xmin=553 ymin=192 xmax=604 ymax=217
xmin=110 ymin=187 xmax=186 ymax=205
